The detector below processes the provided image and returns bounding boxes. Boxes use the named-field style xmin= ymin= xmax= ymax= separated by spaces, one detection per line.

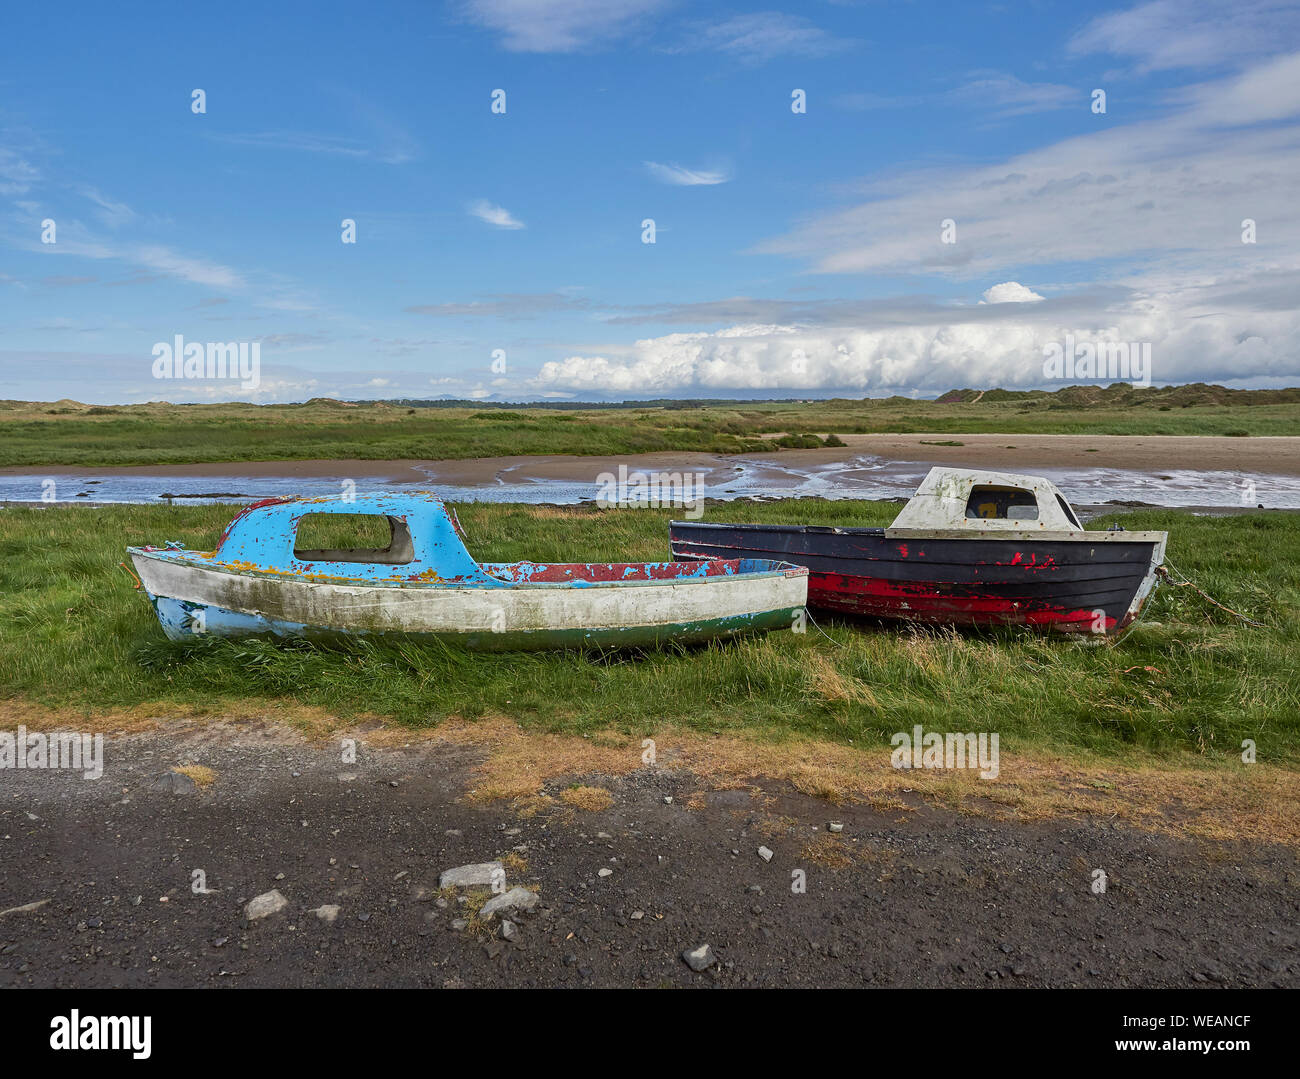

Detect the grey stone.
xmin=309 ymin=904 xmax=340 ymax=924
xmin=151 ymin=771 xmax=196 ymax=793
xmin=244 ymin=889 xmax=288 ymax=921
xmin=499 ymin=919 xmax=518 ymax=941
xmin=438 ymin=861 xmax=504 ymax=890
xmin=758 ymin=846 xmax=774 ymax=863
xmin=682 ymin=943 xmax=717 ymax=972
xmin=480 ymin=886 xmax=540 ymax=919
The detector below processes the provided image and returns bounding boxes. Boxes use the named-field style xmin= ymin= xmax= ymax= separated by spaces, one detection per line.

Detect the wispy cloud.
xmin=459 ymin=0 xmax=670 ymax=53
xmin=0 ymin=147 xmax=39 ymax=196
xmin=675 ymin=13 xmax=855 ymax=65
xmin=407 ymin=292 xmax=587 ymax=318
xmin=1069 ymin=0 xmax=1300 ymax=72
xmin=644 ymin=161 xmax=732 ymax=186
xmin=834 ymin=73 xmax=1076 ymax=118
xmin=947 ymin=73 xmax=1077 ymax=118
xmin=76 ymin=186 xmax=135 ymax=228
xmin=468 ymin=199 xmax=525 ymax=229
xmin=759 ymin=52 xmax=1300 ymax=277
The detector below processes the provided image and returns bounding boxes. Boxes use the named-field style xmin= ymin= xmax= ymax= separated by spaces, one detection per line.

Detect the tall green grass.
xmin=0 ymin=501 xmax=1297 ymax=763
xmin=3 ymin=393 xmax=1299 ymax=467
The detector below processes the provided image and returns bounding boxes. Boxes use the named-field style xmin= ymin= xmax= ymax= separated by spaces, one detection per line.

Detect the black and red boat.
xmin=670 ymin=468 xmax=1168 ymax=635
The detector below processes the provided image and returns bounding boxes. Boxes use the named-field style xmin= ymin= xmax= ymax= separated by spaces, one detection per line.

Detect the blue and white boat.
xmin=127 ymin=492 xmax=807 ymax=650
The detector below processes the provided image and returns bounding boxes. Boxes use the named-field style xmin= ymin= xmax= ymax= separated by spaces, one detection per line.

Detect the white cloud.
xmin=1069 ymin=0 xmax=1300 ymax=72
xmin=0 ymin=148 xmax=39 ymax=196
xmin=948 ymin=73 xmax=1077 ymax=118
xmin=459 ymin=0 xmax=669 ymax=52
xmin=759 ymin=52 xmax=1300 ymax=277
xmin=468 ymin=199 xmax=525 ymax=229
xmin=644 ymin=161 xmax=731 ymax=186
xmin=981 ymin=282 xmax=1043 ymax=304
xmin=676 ymin=13 xmax=853 ymax=64
xmin=533 ymin=275 xmax=1300 ymax=394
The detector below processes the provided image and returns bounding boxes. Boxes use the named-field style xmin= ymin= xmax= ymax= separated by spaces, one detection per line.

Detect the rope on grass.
xmin=1156 ymin=560 xmax=1267 ymax=629
xmin=802 ymin=606 xmax=843 ymax=647
xmin=117 ymin=561 xmax=143 ymax=590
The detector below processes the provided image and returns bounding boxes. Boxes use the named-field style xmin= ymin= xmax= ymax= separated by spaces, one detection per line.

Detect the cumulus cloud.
xmin=533 ymin=275 xmax=1300 ymax=394
xmin=981 ymin=282 xmax=1044 ymax=304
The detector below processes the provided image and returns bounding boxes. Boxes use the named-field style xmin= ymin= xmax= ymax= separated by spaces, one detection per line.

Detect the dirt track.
xmin=2 ymin=724 xmax=1296 ymax=989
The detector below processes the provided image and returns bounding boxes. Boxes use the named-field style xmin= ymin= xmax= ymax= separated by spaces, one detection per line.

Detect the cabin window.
xmin=964 ymin=486 xmax=1039 ymax=521
xmin=293 ymin=513 xmax=415 ymax=564
xmin=1055 ymin=493 xmax=1082 ymax=529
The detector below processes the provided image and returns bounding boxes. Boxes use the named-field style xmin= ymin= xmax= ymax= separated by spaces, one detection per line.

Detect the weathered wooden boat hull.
xmin=130 ymin=550 xmax=807 ymax=651
xmin=669 ymin=523 xmax=1165 ymax=634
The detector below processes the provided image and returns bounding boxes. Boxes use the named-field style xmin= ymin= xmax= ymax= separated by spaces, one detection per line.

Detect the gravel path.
xmin=2 ymin=725 xmax=1296 ymax=988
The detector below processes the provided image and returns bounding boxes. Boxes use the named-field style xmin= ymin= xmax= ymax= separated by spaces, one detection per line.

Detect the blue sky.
xmin=2 ymin=0 xmax=1299 ymax=402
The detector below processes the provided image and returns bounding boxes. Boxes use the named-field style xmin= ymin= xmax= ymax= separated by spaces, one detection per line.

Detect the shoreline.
xmin=4 ymin=433 xmax=1300 ymax=483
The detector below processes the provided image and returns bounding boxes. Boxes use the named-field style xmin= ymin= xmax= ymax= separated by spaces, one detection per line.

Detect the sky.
xmin=1 ymin=0 xmax=1299 ymax=403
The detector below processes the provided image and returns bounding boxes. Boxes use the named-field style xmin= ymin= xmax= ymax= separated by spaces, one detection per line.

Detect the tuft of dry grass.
xmin=559 ymin=785 xmax=614 ymax=812
xmin=498 ymin=851 xmax=529 ymax=876
xmin=801 ymin=833 xmax=855 ymax=868
xmin=805 ymin=653 xmax=880 ymax=710
xmin=174 ymin=764 xmax=215 ymax=787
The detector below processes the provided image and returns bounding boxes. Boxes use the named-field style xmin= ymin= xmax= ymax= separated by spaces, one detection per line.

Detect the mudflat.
xmin=5 ymin=434 xmax=1298 ymax=486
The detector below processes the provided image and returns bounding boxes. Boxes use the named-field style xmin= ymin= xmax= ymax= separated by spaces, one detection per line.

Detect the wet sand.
xmin=7 ymin=434 xmax=1300 ymax=485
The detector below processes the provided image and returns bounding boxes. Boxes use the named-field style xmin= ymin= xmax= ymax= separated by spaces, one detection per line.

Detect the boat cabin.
xmin=889 ymin=468 xmax=1085 ymax=533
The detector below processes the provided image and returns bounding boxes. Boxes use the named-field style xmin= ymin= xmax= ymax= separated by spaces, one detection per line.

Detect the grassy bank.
xmin=4 ymin=384 xmax=1300 ymax=467
xmin=1 ymin=500 xmax=1297 ymax=765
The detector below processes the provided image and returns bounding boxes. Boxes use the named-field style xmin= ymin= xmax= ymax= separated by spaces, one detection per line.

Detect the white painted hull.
xmin=131 ymin=552 xmax=808 ymax=649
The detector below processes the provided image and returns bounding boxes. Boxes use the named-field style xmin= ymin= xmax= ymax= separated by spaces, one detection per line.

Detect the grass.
xmin=3 ymin=384 xmax=1300 ymax=467
xmin=1 ymin=499 xmax=1298 ymax=769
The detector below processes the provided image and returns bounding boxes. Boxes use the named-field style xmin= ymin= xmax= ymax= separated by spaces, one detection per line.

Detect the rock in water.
xmin=438 ymin=862 xmax=504 ymax=890
xmin=682 ymin=944 xmax=716 ymax=972
xmin=245 ymin=889 xmax=288 ymax=921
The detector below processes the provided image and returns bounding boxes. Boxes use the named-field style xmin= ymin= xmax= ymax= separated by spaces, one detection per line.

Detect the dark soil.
xmin=1 ymin=725 xmax=1296 ymax=988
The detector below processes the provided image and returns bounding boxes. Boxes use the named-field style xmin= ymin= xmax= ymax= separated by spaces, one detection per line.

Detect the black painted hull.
xmin=669 ymin=522 xmax=1164 ymax=634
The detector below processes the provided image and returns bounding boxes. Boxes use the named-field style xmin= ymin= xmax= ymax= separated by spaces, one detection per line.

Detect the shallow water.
xmin=4 ymin=454 xmax=1299 ymax=510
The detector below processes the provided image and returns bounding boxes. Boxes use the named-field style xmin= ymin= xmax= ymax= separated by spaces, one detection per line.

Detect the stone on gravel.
xmin=308 ymin=904 xmax=340 ymax=923
xmin=499 ymin=919 xmax=518 ymax=941
xmin=758 ymin=846 xmax=774 ymax=863
xmin=0 ymin=899 xmax=50 ymax=918
xmin=480 ymin=886 xmax=540 ymax=919
xmin=598 ymin=867 xmax=613 ymax=877
xmin=682 ymin=943 xmax=716 ymax=972
xmin=450 ymin=918 xmax=469 ymax=931
xmin=244 ymin=889 xmax=288 ymax=921
xmin=828 ymin=821 xmax=844 ymax=833
xmin=438 ymin=861 xmax=504 ymax=890
xmin=151 ymin=770 xmax=196 ymax=794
